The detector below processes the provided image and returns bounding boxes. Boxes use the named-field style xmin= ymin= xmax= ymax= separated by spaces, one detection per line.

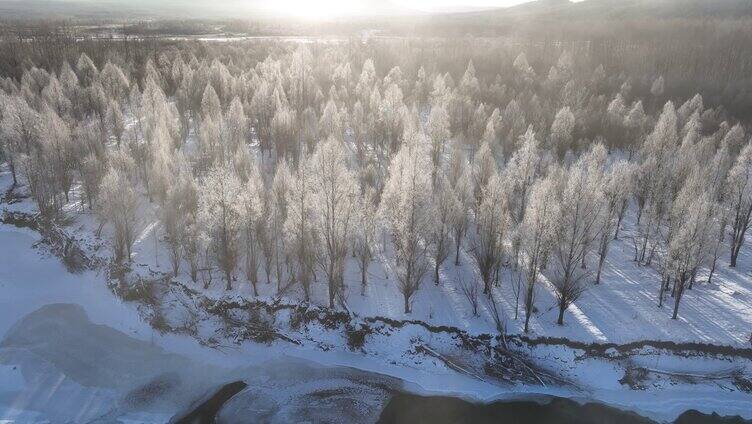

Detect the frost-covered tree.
xmin=472 ymin=141 xmax=497 ymax=206
xmin=270 ymin=160 xmax=292 ymax=292
xmin=550 ymin=106 xmax=575 ymax=158
xmin=76 ymin=53 xmax=99 ymax=88
xmin=634 ymin=101 xmax=678 ymax=265
xmin=271 ymin=104 xmax=297 ymax=161
xmin=1 ymin=96 xmax=39 ymax=185
xmin=650 ymin=75 xmax=665 ymax=97
xmin=469 ymin=173 xmax=509 ymax=295
xmin=380 ymin=132 xmax=435 ymax=313
xmin=504 ymin=126 xmax=544 ymax=267
xmin=595 ymin=160 xmax=635 ymax=284
xmin=161 ymin=159 xmax=195 ymax=276
xmin=705 ymin=142 xmax=732 ymax=283
xmin=722 ymin=123 xmax=745 ymax=152
xmin=226 ymin=96 xmax=248 ymax=153
xmin=310 ymin=137 xmax=359 ymax=307
xmin=726 ymin=141 xmax=752 ymax=267
xmin=379 ymin=83 xmax=407 ymax=155
xmin=284 ymin=154 xmax=317 ymax=301
xmin=41 ymin=107 xmax=75 ymax=204
xmin=99 ymin=62 xmax=129 ymax=101
xmin=239 ymin=163 xmax=264 ymax=296
xmin=105 ymin=100 xmax=125 ymax=145
xmin=78 ymin=152 xmax=106 ymax=211
xmin=447 ymin=146 xmax=473 ymax=265
xmin=427 ymin=104 xmax=450 ymax=184
xmin=319 ymin=97 xmax=343 ymax=141
xmin=513 ymin=52 xmax=536 ymax=86
xmin=201 ymin=84 xmax=222 ymax=122
xmin=549 ymin=146 xmax=607 ymax=325
xmin=353 ymin=188 xmax=377 ymax=295
xmin=197 ymin=116 xmax=222 ymax=171
xmin=98 ymin=168 xmax=138 ymax=263
xmin=520 ymin=175 xmax=560 ymax=333
xmin=430 ymin=176 xmax=460 ymax=285
xmin=148 ymin=134 xmax=175 ymax=205
xmin=664 ymin=176 xmax=717 ymax=319
xmin=42 ymin=75 xmax=72 ymax=118
xmin=198 ymin=165 xmax=244 ymax=289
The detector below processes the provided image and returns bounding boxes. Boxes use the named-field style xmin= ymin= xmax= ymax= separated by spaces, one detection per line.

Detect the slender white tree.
xmin=380 ymin=131 xmax=435 ymax=313
xmin=469 ymin=173 xmax=509 ymax=295
xmin=98 ymin=168 xmax=139 ymax=263
xmin=520 ymin=175 xmax=560 ymax=333
xmin=726 ymin=140 xmax=752 ymax=267
xmin=310 ymin=137 xmax=359 ymax=308
xmin=198 ymin=165 xmax=244 ymax=290
xmin=549 ymin=145 xmax=607 ymax=325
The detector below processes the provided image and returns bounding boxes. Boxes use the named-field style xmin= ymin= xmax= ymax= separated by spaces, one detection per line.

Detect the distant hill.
xmin=451 ymin=0 xmax=752 ymax=22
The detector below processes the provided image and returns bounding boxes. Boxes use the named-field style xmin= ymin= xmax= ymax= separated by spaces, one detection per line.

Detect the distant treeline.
xmin=1 ymin=12 xmax=751 ymax=122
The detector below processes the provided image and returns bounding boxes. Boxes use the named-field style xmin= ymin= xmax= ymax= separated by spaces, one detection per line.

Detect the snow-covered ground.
xmin=2 ymin=165 xmax=752 ymax=422
xmin=2 ymin=219 xmax=752 ymax=422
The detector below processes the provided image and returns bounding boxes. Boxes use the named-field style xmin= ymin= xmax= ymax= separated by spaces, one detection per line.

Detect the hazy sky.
xmin=43 ymin=0 xmax=552 ymax=18
xmin=258 ymin=0 xmax=536 ymax=17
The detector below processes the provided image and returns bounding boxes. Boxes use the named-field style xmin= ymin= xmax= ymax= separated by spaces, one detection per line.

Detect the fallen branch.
xmin=417 ymin=344 xmax=489 ymax=384
xmin=642 ymin=366 xmax=743 ymax=380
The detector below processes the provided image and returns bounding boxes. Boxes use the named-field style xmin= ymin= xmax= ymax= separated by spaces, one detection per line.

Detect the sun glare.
xmin=267 ymin=0 xmax=363 ymax=19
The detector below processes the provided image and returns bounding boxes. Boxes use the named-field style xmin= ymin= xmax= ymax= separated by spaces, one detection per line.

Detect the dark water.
xmin=171 ymin=383 xmax=752 ymax=424
xmin=170 ymin=381 xmax=247 ymax=424
xmin=375 ymin=393 xmax=752 ymax=424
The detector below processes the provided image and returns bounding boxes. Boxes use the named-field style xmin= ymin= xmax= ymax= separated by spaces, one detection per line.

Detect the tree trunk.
xmin=672 ymin=278 xmax=683 ymax=320
xmin=658 ymin=276 xmax=668 ymax=307
xmin=524 ymin=279 xmax=534 ymax=333
xmin=731 ymin=242 xmax=740 ymax=268
xmin=557 ymin=299 xmax=566 ymax=325
xmin=434 ymin=262 xmax=440 ymax=285
xmin=596 ymin=253 xmax=605 ymax=285
xmin=225 ymin=270 xmax=232 ymax=290
xmin=454 ymin=242 xmax=461 ymax=266
xmin=361 ymin=265 xmax=367 ymax=296
xmin=707 ymin=256 xmax=717 ymax=284
xmin=328 ymin=265 xmax=335 ymax=308
xmin=614 ymin=205 xmax=626 ymax=240
xmin=670 ymin=277 xmax=677 ymax=298
xmin=596 ymin=239 xmax=609 ymax=284
xmin=639 ymin=226 xmax=650 ymax=263
xmin=404 ymin=293 xmax=410 ymax=314
xmin=9 ymin=159 xmax=17 ymax=186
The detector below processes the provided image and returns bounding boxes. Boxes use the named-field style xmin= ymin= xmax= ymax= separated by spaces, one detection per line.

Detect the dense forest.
xmin=0 ymin=18 xmax=750 ymax=333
